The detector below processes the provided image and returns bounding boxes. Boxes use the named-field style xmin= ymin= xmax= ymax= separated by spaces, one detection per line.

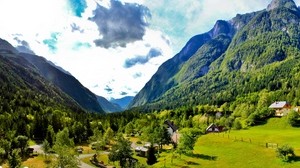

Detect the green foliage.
xmin=146 ymin=145 xmax=157 ymax=165
xmin=0 ymin=147 xmax=5 ymax=164
xmin=8 ymin=149 xmax=21 ymax=168
xmin=46 ymin=125 xmax=56 ymax=147
xmin=103 ymin=127 xmax=114 ymax=145
xmin=287 ymin=111 xmax=300 ymax=127
xmin=53 ymin=128 xmax=79 ymax=168
xmin=177 ymin=128 xmax=201 ymax=156
xmin=54 ymin=128 xmax=74 ymax=149
xmin=108 ymin=135 xmax=133 ymax=167
xmin=42 ymin=139 xmax=51 ymax=155
xmin=276 ymin=144 xmax=295 ymax=162
xmin=233 ymin=119 xmax=242 ymax=130
xmin=13 ymin=135 xmax=29 ymax=158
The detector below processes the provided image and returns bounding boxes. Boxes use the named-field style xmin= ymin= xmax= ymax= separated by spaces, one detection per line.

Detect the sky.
xmin=0 ymin=0 xmax=299 ymax=100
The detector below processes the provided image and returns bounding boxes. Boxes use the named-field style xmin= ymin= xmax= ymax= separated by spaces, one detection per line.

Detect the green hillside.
xmin=152 ymin=118 xmax=300 ymax=168
xmin=130 ymin=0 xmax=300 ymax=114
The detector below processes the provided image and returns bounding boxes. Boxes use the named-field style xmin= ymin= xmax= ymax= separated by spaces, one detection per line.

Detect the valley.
xmin=1 ymin=0 xmax=300 ymax=167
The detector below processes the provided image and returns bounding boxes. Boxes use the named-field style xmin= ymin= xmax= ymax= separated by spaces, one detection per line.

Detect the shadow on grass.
xmin=289 ymin=156 xmax=300 ymax=162
xmin=187 ymin=153 xmax=217 ymax=161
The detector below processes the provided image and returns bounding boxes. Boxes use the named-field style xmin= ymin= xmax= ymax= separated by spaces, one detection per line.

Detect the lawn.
xmin=150 ymin=117 xmax=300 ymax=168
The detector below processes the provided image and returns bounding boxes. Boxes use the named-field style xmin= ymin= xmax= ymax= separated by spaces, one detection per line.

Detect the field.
xmin=4 ymin=118 xmax=300 ymax=168
xmin=152 ymin=118 xmax=300 ymax=168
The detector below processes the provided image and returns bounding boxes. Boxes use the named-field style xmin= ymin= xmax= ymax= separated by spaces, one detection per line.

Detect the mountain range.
xmin=129 ymin=0 xmax=300 ymax=110
xmin=0 ymin=39 xmax=128 ymax=113
xmin=2 ymin=0 xmax=300 ymax=114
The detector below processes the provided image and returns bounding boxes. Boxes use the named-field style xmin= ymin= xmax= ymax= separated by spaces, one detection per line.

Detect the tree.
xmin=14 ymin=135 xmax=29 ymax=158
xmin=53 ymin=128 xmax=79 ymax=168
xmin=287 ymin=111 xmax=299 ymax=127
xmin=8 ymin=149 xmax=21 ymax=168
xmin=233 ymin=118 xmax=242 ymax=130
xmin=276 ymin=144 xmax=295 ymax=162
xmin=152 ymin=125 xmax=171 ymax=150
xmin=0 ymin=147 xmax=5 ymax=164
xmin=103 ymin=127 xmax=114 ymax=145
xmin=42 ymin=139 xmax=51 ymax=159
xmin=146 ymin=145 xmax=157 ymax=165
xmin=177 ymin=128 xmax=201 ymax=156
xmin=108 ymin=135 xmax=133 ymax=167
xmin=46 ymin=125 xmax=56 ymax=147
xmin=125 ymin=122 xmax=135 ymax=136
xmin=54 ymin=128 xmax=74 ymax=148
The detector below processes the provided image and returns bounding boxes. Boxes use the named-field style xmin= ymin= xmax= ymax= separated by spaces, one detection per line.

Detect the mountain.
xmin=0 ymin=41 xmax=84 ymax=114
xmin=130 ymin=0 xmax=300 ymax=110
xmin=110 ymin=96 xmax=134 ymax=110
xmin=97 ymin=96 xmax=123 ymax=113
xmin=19 ymin=53 xmax=104 ymax=113
xmin=0 ymin=38 xmax=104 ymax=113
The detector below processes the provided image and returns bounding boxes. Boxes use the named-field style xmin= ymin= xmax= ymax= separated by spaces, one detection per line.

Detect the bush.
xmin=233 ymin=119 xmax=242 ymax=130
xmin=287 ymin=111 xmax=299 ymax=127
xmin=276 ymin=144 xmax=295 ymax=162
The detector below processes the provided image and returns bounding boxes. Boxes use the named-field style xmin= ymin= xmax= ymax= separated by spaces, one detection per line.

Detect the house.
xmin=135 ymin=146 xmax=148 ymax=157
xmin=135 ymin=143 xmax=158 ymax=157
xmin=164 ymin=120 xmax=179 ymax=144
xmin=164 ymin=120 xmax=178 ymax=135
xmin=269 ymin=101 xmax=291 ymax=117
xmin=206 ymin=123 xmax=223 ymax=133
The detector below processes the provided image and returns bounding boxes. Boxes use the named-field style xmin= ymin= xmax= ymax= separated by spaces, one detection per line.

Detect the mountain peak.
xmin=267 ymin=0 xmax=298 ymax=11
xmin=0 ymin=38 xmax=18 ymax=54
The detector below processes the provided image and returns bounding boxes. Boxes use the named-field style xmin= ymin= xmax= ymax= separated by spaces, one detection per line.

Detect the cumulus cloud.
xmin=68 ymin=0 xmax=88 ymax=17
xmin=144 ymin=0 xmax=274 ymax=53
xmin=70 ymin=23 xmax=84 ymax=33
xmin=43 ymin=32 xmax=61 ymax=53
xmin=104 ymin=85 xmax=113 ymax=93
xmin=90 ymin=0 xmax=151 ymax=48
xmin=124 ymin=48 xmax=162 ymax=68
xmin=133 ymin=72 xmax=142 ymax=78
xmin=13 ymin=37 xmax=35 ymax=54
xmin=120 ymin=91 xmax=128 ymax=96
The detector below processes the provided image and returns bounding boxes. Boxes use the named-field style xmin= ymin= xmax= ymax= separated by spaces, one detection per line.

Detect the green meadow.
xmin=151 ymin=118 xmax=300 ymax=168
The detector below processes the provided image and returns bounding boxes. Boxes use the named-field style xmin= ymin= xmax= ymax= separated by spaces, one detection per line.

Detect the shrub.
xmin=287 ymin=111 xmax=299 ymax=127
xmin=276 ymin=144 xmax=295 ymax=162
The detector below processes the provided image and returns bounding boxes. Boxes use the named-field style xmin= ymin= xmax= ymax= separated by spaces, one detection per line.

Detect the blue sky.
xmin=0 ymin=0 xmax=298 ymax=99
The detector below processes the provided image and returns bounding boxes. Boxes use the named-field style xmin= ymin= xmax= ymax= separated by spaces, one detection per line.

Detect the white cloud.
xmin=0 ymin=0 xmax=299 ymax=100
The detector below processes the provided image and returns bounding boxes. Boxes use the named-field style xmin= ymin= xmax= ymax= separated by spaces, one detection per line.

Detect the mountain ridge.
xmin=129 ymin=0 xmax=300 ymax=110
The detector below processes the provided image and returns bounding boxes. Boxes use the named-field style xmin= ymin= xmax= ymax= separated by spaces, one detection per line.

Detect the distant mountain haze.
xmin=129 ymin=0 xmax=300 ymax=110
xmin=96 ymin=96 xmax=123 ymax=113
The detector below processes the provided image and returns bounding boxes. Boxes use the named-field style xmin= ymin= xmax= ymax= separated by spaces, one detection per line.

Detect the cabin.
xmin=135 ymin=146 xmax=148 ymax=157
xmin=206 ymin=123 xmax=223 ymax=133
xmin=269 ymin=101 xmax=291 ymax=117
xmin=164 ymin=120 xmax=179 ymax=144
xmin=135 ymin=142 xmax=158 ymax=157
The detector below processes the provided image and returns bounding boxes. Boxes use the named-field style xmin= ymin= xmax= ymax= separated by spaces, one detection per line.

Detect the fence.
xmin=214 ymin=132 xmax=279 ymax=149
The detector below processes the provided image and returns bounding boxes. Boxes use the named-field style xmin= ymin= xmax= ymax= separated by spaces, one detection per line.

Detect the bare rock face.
xmin=267 ymin=0 xmax=298 ymax=11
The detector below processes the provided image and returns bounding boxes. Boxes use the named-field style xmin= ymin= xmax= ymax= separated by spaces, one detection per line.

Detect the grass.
xmin=3 ymin=117 xmax=298 ymax=168
xmin=81 ymin=153 xmax=110 ymax=167
xmin=1 ymin=155 xmax=47 ymax=168
xmin=149 ymin=117 xmax=300 ymax=168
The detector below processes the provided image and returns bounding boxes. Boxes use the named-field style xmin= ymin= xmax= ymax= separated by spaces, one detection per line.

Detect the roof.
xmin=206 ymin=123 xmax=220 ymax=132
xmin=164 ymin=120 xmax=178 ymax=132
xmin=269 ymin=101 xmax=290 ymax=109
xmin=135 ymin=146 xmax=148 ymax=152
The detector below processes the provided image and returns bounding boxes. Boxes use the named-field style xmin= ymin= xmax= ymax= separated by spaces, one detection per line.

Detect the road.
xmin=78 ymin=154 xmax=95 ymax=168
